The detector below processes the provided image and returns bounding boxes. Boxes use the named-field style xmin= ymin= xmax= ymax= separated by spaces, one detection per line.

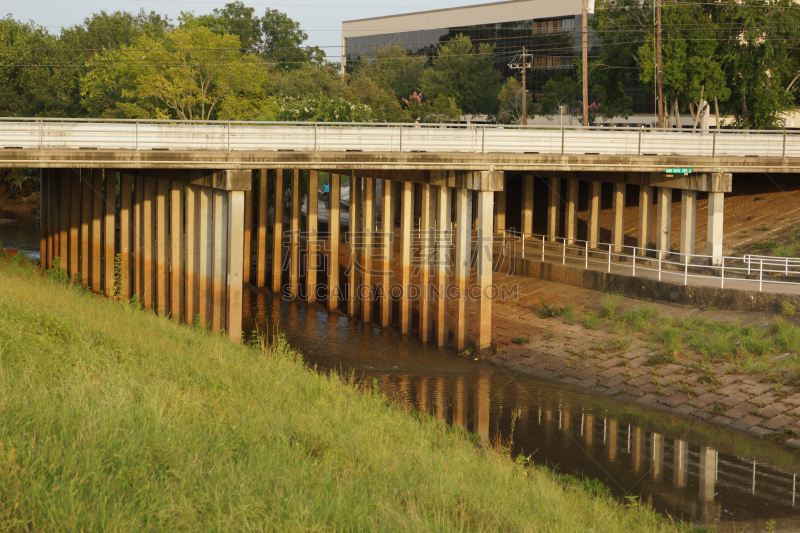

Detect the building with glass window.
xmin=342 ymin=0 xmax=655 ymax=123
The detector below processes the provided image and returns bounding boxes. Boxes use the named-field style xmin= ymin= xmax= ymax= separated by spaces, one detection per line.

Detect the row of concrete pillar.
xmin=39 ymin=168 xmax=244 ymax=341
xmin=493 ymin=176 xmax=725 ymax=264
xmin=244 ymin=170 xmax=495 ymax=351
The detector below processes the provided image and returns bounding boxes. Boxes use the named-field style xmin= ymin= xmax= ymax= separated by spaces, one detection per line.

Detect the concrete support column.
xmin=348 ymin=177 xmax=362 ymax=318
xmin=306 ymin=170 xmax=319 ymax=303
xmin=289 ymin=169 xmax=301 ymax=296
xmin=522 ymin=175 xmax=534 ymax=235
xmin=680 ymin=189 xmax=697 ymax=263
xmin=612 ymin=182 xmax=626 ymax=254
xmin=476 ymin=191 xmax=494 ymax=350
xmin=69 ymin=170 xmax=80 ymax=281
xmin=92 ymin=169 xmax=105 ymax=294
xmin=227 ymin=190 xmax=245 ymax=342
xmin=59 ymin=169 xmax=69 ymax=269
xmin=196 ymin=186 xmax=212 ymax=325
xmin=418 ymin=184 xmax=432 ymax=342
xmin=588 ymin=181 xmax=601 ymax=247
xmin=120 ymin=172 xmax=132 ymax=301
xmin=453 ymin=188 xmax=471 ymax=352
xmin=434 ymin=186 xmax=450 ymax=346
xmin=211 ymin=190 xmax=228 ymax=333
xmin=80 ymin=171 xmax=91 ymax=285
xmin=133 ymin=175 xmax=143 ymax=302
xmin=104 ymin=171 xmax=116 ymax=296
xmin=256 ymin=169 xmax=268 ymax=288
xmin=271 ymin=170 xmax=284 ymax=293
xmin=656 ymin=187 xmax=672 ymax=258
xmin=169 ymin=181 xmax=182 ymax=321
xmin=46 ymin=171 xmax=54 ymax=270
xmin=399 ymin=181 xmax=413 ymax=334
xmin=185 ymin=185 xmax=197 ymax=322
xmin=39 ymin=171 xmax=48 ymax=270
xmin=547 ymin=177 xmax=561 ymax=241
xmin=156 ymin=177 xmax=168 ymax=311
xmin=327 ymin=173 xmax=340 ymax=312
xmin=51 ymin=173 xmax=58 ymax=268
xmin=361 ymin=178 xmax=374 ymax=324
xmin=637 ymin=184 xmax=653 ymax=256
xmin=565 ymin=178 xmax=579 ymax=245
xmin=380 ymin=179 xmax=393 ymax=327
xmin=242 ymin=186 xmax=252 ymax=285
xmin=493 ymin=189 xmax=506 ymax=234
xmin=707 ymin=192 xmax=724 ymax=266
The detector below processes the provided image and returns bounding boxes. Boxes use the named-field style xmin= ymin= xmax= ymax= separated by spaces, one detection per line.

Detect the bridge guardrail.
xmin=0 ymin=117 xmax=798 ymax=158
xmin=496 ymin=229 xmax=800 ymax=293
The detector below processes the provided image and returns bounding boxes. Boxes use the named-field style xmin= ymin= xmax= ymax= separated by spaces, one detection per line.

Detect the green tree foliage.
xmin=421 ymin=34 xmax=502 ymax=119
xmin=402 ymin=92 xmax=460 ymax=123
xmin=497 ymin=78 xmax=533 ymax=124
xmin=82 ymin=27 xmax=273 ymax=120
xmin=538 ymin=77 xmax=581 ymax=121
xmin=276 ymin=95 xmax=373 ymax=122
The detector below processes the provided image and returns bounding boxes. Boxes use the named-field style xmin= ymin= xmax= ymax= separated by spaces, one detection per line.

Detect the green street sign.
xmin=665 ymin=168 xmax=692 ymax=174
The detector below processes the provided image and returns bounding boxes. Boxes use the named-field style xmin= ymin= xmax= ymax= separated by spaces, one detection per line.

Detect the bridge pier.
xmin=328 ymin=173 xmax=341 ymax=311
xmin=348 ymin=177 xmax=362 ymax=318
xmin=547 ymin=177 xmax=560 ymax=241
xmin=380 ymin=179 xmax=393 ymax=327
xmin=612 ymin=183 xmax=626 ymax=254
xmin=38 ymin=168 xmax=248 ymax=342
xmin=588 ymin=181 xmax=601 ymax=247
xmin=680 ymin=190 xmax=697 ymax=263
xmin=565 ymin=178 xmax=578 ymax=245
xmin=656 ymin=187 xmax=672 ymax=258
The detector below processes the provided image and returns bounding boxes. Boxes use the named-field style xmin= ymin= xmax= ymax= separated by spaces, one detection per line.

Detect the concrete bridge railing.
xmin=499 ymin=229 xmax=800 ymax=294
xmin=2 ymin=118 xmax=799 ymax=158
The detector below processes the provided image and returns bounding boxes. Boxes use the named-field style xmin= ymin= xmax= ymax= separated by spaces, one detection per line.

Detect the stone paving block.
xmin=672 ymin=404 xmax=696 ymax=416
xmin=561 ymin=377 xmax=580 ymax=385
xmin=634 ymin=394 xmax=660 ymax=407
xmin=629 ymin=356 xmax=648 ymax=368
xmin=579 ymin=377 xmax=598 ymax=388
xmin=598 ymin=358 xmax=624 ymax=370
xmin=783 ymin=394 xmax=800 ymax=406
xmin=719 ymin=392 xmax=750 ymax=407
xmin=658 ymin=393 xmax=692 ymax=408
xmin=758 ymin=402 xmax=790 ymax=419
xmin=599 ymin=367 xmax=624 ymax=379
xmin=628 ymin=375 xmax=652 ymax=387
xmin=718 ymin=383 xmax=744 ymax=397
xmin=691 ymin=393 xmax=722 ymax=409
xmin=717 ymin=375 xmax=739 ymax=386
xmin=629 ymin=367 xmax=650 ymax=378
xmin=605 ymin=375 xmax=625 ymax=388
xmin=723 ymin=402 xmax=758 ymax=420
xmin=654 ymin=364 xmax=684 ymax=377
xmin=576 ymin=367 xmax=599 ymax=380
xmin=729 ymin=414 xmax=766 ymax=432
xmin=743 ymin=383 xmax=774 ymax=396
xmin=605 ymin=385 xmax=628 ymax=396
xmin=708 ymin=415 xmax=734 ymax=427
xmin=751 ymin=393 xmax=778 ymax=405
xmin=692 ymin=410 xmax=713 ymax=420
xmin=762 ymin=414 xmax=797 ymax=430
xmin=636 ymin=383 xmax=657 ymax=395
xmin=747 ymin=426 xmax=772 ymax=437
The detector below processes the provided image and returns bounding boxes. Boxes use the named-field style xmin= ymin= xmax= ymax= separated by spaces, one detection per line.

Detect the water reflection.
xmin=243 ymin=288 xmax=800 ymax=531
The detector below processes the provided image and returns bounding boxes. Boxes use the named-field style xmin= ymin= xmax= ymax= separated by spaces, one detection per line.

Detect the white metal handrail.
xmin=497 ymin=229 xmax=800 ymax=293
xmin=0 ymin=118 xmax=798 ymax=158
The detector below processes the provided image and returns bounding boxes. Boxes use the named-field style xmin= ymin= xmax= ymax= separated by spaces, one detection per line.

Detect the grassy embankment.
xmin=0 ymin=257 xmax=700 ymax=532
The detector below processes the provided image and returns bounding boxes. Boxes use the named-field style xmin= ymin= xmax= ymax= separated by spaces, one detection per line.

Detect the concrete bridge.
xmin=13 ymin=118 xmax=800 ymax=349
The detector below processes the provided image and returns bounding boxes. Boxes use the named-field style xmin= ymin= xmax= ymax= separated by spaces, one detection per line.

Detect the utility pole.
xmin=582 ymin=0 xmax=589 ymax=127
xmin=657 ymin=0 xmax=664 ymax=128
xmin=522 ymin=46 xmax=527 ymax=125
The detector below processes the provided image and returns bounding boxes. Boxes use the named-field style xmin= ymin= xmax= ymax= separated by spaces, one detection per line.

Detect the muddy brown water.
xmin=6 ymin=221 xmax=800 ymax=530
xmin=243 ymin=289 xmax=800 ymax=532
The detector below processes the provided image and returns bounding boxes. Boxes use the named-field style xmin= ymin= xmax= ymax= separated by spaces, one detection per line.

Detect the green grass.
xmin=0 ymin=260 xmax=692 ymax=532
xmin=511 ymin=336 xmax=531 ymax=345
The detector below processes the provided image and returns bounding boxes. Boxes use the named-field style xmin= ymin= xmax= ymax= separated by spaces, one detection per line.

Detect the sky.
xmin=5 ymin=0 xmax=502 ymax=62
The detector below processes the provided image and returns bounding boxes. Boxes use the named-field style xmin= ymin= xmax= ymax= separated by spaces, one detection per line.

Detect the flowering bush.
xmin=401 ymin=92 xmax=460 ymax=123
xmin=276 ymin=95 xmax=374 ymax=122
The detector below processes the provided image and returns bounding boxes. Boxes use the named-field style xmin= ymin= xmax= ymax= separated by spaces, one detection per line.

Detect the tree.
xmin=538 ymin=77 xmax=581 ymax=122
xmin=496 ymin=78 xmax=533 ymax=124
xmin=189 ymin=1 xmax=261 ymax=52
xmin=276 ymin=95 xmax=373 ymax=122
xmin=82 ymin=27 xmax=272 ymax=120
xmin=261 ymin=8 xmax=323 ymax=68
xmin=402 ymin=92 xmax=459 ymax=123
xmin=421 ymin=34 xmax=502 ymax=119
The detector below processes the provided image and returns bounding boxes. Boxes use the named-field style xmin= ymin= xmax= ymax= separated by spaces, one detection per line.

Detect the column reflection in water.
xmin=651 ymin=433 xmax=664 ymax=482
xmin=607 ymin=419 xmax=617 ymax=463
xmin=698 ymin=446 xmax=721 ymax=523
xmin=417 ymin=377 xmax=429 ymax=415
xmin=435 ymin=377 xmax=447 ymax=422
xmin=453 ymin=376 xmax=467 ymax=429
xmin=632 ymin=427 xmax=643 ymax=474
xmin=673 ymin=439 xmax=688 ymax=488
xmin=476 ymin=371 xmax=490 ymax=447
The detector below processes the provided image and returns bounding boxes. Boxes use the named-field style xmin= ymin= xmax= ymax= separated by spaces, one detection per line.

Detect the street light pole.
xmin=582 ymin=0 xmax=589 ymax=127
xmin=657 ymin=0 xmax=664 ymax=128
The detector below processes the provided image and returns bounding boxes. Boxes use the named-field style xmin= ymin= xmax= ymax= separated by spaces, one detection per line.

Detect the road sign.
xmin=665 ymin=168 xmax=692 ymax=174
